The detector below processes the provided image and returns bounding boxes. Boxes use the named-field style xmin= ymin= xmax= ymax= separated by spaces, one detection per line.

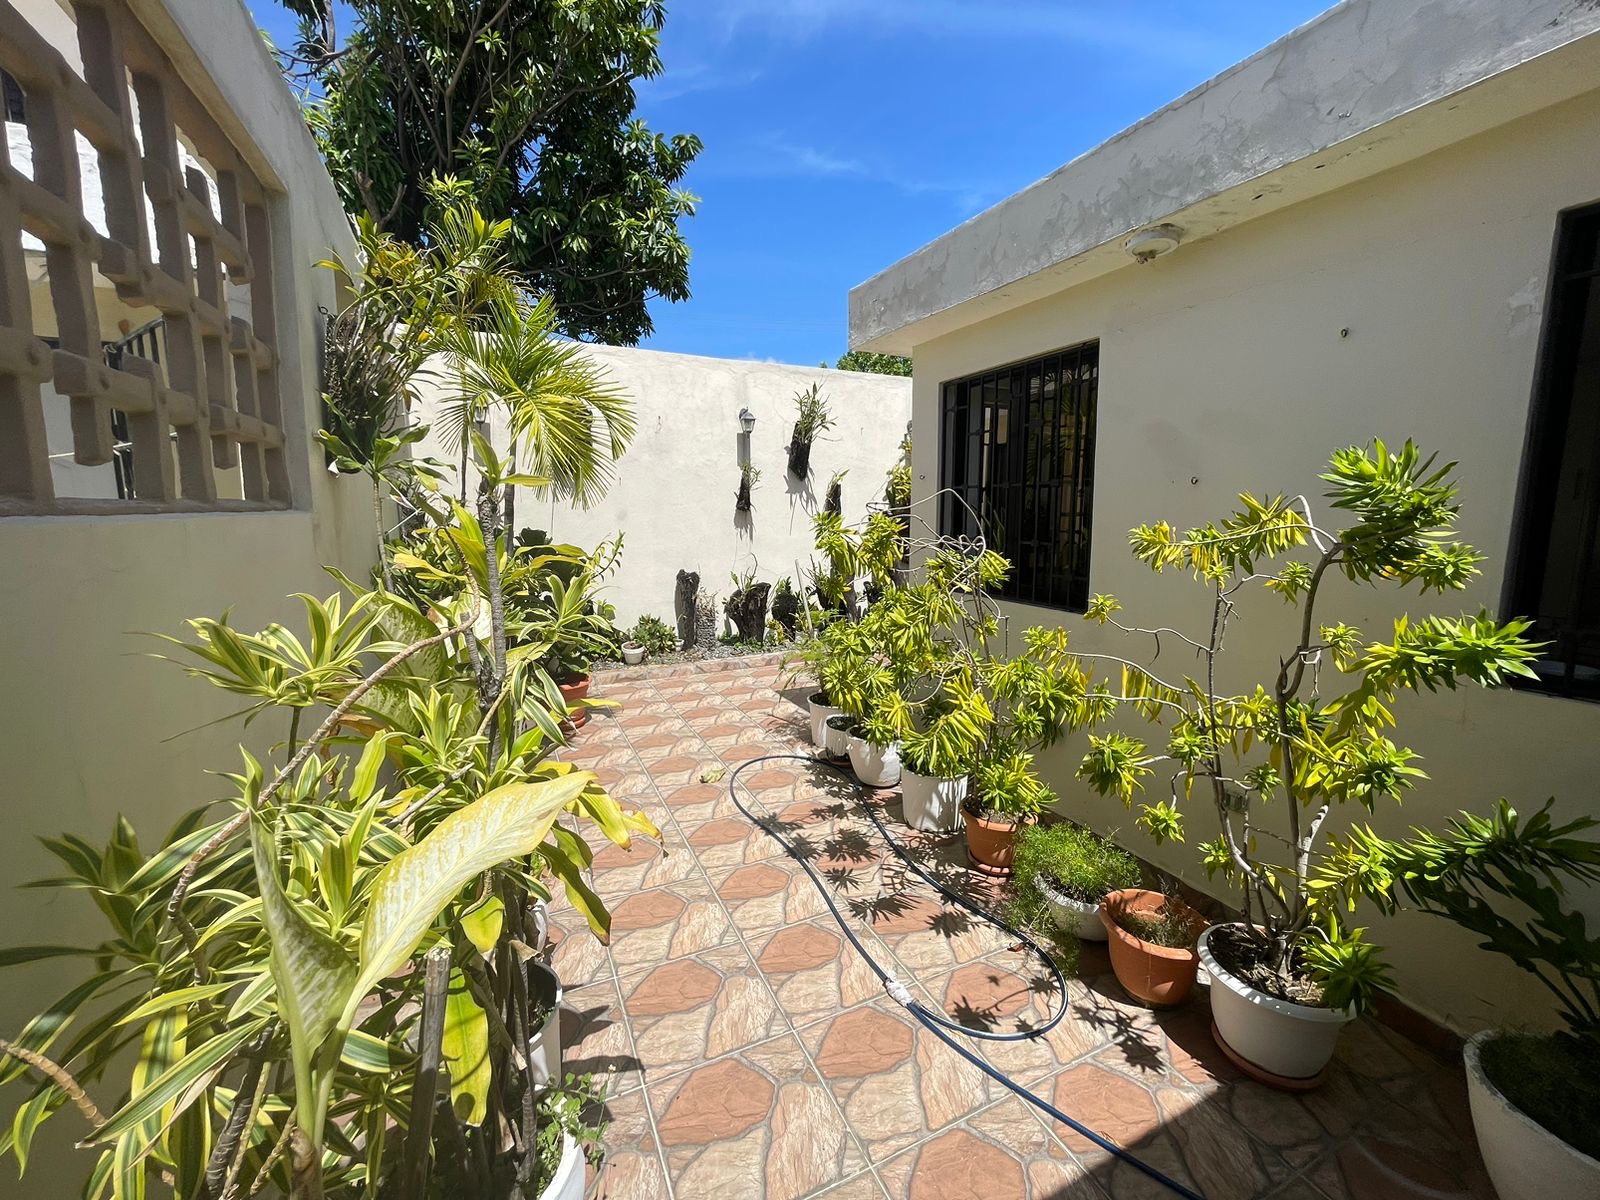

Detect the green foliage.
xmin=1013 ymin=822 xmax=1141 ymax=909
xmin=630 ymin=614 xmax=678 ymax=657
xmin=832 ymin=351 xmax=911 ymax=376
xmin=789 ymin=383 xmax=835 ymax=445
xmin=1349 ymin=799 xmax=1600 ymax=1042
xmin=288 ymin=0 xmax=701 ymax=344
xmin=972 ymin=750 xmax=1056 ymax=821
xmin=0 ymin=215 xmax=649 ymax=1194
xmin=1082 ymin=440 xmax=1542 ymax=1012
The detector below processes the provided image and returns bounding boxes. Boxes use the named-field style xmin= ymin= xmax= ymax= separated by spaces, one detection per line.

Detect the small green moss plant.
xmin=1014 ymin=822 xmax=1142 ymax=912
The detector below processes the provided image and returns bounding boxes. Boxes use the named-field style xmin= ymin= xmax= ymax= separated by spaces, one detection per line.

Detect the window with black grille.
xmin=938 ymin=341 xmax=1098 ymax=611
xmin=1508 ymin=202 xmax=1600 ymax=701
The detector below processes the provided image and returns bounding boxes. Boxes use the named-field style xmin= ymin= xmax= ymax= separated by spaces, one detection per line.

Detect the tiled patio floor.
xmin=550 ymin=656 xmax=1495 ymax=1200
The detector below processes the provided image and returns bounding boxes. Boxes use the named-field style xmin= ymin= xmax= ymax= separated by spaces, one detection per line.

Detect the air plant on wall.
xmin=736 ymin=463 xmax=761 ymax=512
xmin=786 ymin=383 xmax=833 ymax=478
xmin=825 ymin=470 xmax=846 ymax=516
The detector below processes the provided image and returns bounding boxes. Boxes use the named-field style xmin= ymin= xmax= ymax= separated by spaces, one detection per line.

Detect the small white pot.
xmin=901 ymin=769 xmax=967 ymax=832
xmin=621 ymin=644 xmax=646 ymax=666
xmin=1465 ymin=1030 xmax=1600 ymax=1200
xmin=808 ymin=692 xmax=842 ymax=746
xmin=526 ymin=961 xmax=563 ymax=1090
xmin=1198 ymin=925 xmax=1352 ymax=1081
xmin=822 ymin=714 xmax=853 ymax=759
xmin=538 ymin=1131 xmax=585 ymax=1200
xmin=1036 ymin=874 xmax=1107 ymax=940
xmin=846 ymin=733 xmax=901 ymax=787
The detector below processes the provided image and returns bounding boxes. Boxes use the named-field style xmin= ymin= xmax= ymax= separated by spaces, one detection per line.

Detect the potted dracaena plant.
xmin=0 ymin=203 xmax=650 ymax=1200
xmin=1346 ymin=800 xmax=1600 ymax=1200
xmin=1077 ymin=440 xmax=1541 ymax=1085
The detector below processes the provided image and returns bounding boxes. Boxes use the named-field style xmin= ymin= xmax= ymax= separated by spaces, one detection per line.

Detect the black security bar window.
xmin=938 ymin=341 xmax=1099 ymax=611
xmin=1507 ymin=201 xmax=1600 ymax=701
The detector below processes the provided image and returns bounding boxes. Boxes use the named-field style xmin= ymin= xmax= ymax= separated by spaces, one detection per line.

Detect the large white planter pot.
xmin=1465 ymin=1031 xmax=1600 ymax=1200
xmin=1198 ymin=925 xmax=1352 ymax=1082
xmin=846 ymin=734 xmax=901 ymax=787
xmin=808 ymin=692 xmax=842 ymax=747
xmin=621 ymin=644 xmax=646 ymax=666
xmin=527 ymin=961 xmax=563 ymax=1090
xmin=539 ymin=1131 xmax=585 ymax=1200
xmin=822 ymin=714 xmax=853 ymax=760
xmin=901 ymin=770 xmax=967 ymax=832
xmin=1036 ymin=874 xmax=1107 ymax=940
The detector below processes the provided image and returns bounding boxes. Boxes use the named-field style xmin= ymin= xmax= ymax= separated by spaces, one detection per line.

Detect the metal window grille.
xmin=1507 ymin=202 xmax=1600 ymax=701
xmin=938 ymin=341 xmax=1099 ymax=611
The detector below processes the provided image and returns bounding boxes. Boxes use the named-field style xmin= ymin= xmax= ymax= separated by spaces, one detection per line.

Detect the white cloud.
xmin=707 ymin=137 xmax=996 ymax=215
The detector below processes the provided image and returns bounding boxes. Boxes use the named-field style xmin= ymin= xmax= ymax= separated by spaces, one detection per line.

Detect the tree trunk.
xmin=787 ymin=434 xmax=811 ymax=479
xmin=771 ymin=587 xmax=799 ymax=639
xmin=825 ymin=479 xmax=842 ymax=516
xmin=725 ymin=583 xmax=771 ymax=643
xmin=674 ymin=570 xmax=699 ymax=651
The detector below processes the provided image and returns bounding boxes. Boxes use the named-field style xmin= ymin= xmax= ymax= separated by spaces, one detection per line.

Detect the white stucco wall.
xmin=0 ymin=3 xmax=372 ymax=1188
xmin=903 ymin=88 xmax=1600 ymax=1035
xmin=413 ymin=345 xmax=913 ymax=632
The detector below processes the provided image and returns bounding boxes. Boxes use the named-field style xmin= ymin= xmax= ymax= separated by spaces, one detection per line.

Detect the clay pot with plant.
xmin=1360 ymin=800 xmax=1600 ymax=1199
xmin=963 ymin=749 xmax=1052 ymax=875
xmin=1101 ymin=888 xmax=1207 ymax=1007
xmin=786 ymin=382 xmax=833 ymax=479
xmin=1078 ymin=440 xmax=1542 ymax=1085
xmin=1013 ymin=821 xmax=1143 ymax=941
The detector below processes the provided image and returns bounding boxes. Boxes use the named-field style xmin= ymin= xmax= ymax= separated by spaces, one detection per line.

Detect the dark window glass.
xmin=1509 ymin=202 xmax=1600 ymax=700
xmin=2 ymin=70 xmax=23 ymax=124
xmin=938 ymin=341 xmax=1099 ymax=610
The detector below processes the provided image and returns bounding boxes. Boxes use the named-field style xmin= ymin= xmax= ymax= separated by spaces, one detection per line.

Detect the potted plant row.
xmin=1077 ymin=440 xmax=1542 ymax=1086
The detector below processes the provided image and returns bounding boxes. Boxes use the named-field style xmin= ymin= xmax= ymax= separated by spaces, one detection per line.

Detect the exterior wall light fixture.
xmin=1123 ymin=224 xmax=1183 ymax=263
xmin=738 ymin=407 xmax=756 ymax=434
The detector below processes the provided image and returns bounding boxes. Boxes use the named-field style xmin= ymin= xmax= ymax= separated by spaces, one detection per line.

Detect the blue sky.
xmin=250 ymin=1 xmax=1333 ymax=365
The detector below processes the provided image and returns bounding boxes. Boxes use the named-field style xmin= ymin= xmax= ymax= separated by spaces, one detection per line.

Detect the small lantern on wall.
xmin=738 ymin=407 xmax=756 ymax=435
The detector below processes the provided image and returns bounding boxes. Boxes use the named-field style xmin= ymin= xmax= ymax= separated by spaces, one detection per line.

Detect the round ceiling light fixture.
xmin=1123 ymin=224 xmax=1183 ymax=263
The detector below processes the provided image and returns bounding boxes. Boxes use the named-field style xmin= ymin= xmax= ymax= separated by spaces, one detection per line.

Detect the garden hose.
xmin=726 ymin=753 xmax=1206 ymax=1200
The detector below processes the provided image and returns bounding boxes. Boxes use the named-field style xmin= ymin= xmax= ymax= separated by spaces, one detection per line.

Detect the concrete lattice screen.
xmin=0 ymin=0 xmax=289 ymax=513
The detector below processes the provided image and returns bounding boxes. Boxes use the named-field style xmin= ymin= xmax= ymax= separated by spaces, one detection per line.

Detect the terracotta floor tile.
xmin=801 ymin=1000 xmax=998 ymax=1164
xmin=751 ymin=919 xmax=890 ymax=1027
xmin=617 ymin=944 xmax=785 ymax=1080
xmin=606 ymin=878 xmax=739 ymax=971
xmin=587 ymin=831 xmax=701 ymax=894
xmin=592 ymin=1088 xmax=670 ymax=1200
xmin=710 ymin=861 xmax=831 ymax=932
xmin=649 ymin=1035 xmax=865 ymax=1200
xmin=560 ymin=975 xmax=642 ymax=1094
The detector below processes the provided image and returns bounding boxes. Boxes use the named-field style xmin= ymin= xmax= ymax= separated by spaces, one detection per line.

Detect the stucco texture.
xmin=414 ymin=344 xmax=913 ymax=632
xmin=903 ymin=89 xmax=1600 ymax=1035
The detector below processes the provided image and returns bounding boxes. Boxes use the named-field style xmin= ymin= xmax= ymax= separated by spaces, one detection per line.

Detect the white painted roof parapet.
xmin=847 ymin=0 xmax=1600 ymax=354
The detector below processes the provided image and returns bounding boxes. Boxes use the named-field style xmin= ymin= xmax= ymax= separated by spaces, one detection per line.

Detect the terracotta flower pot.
xmin=962 ymin=807 xmax=1035 ymax=876
xmin=558 ymin=673 xmax=591 ymax=730
xmin=1100 ymin=888 xmax=1205 ymax=1008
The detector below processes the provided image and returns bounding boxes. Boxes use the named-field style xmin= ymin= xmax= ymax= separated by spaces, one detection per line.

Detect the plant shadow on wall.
xmin=0 ymin=202 xmax=651 ymax=1199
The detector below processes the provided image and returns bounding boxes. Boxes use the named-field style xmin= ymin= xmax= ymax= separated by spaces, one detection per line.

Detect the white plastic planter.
xmin=808 ymin=692 xmax=842 ymax=746
xmin=1198 ymin=925 xmax=1351 ymax=1081
xmin=901 ymin=769 xmax=966 ymax=832
xmin=539 ymin=1132 xmax=585 ymax=1200
xmin=621 ymin=644 xmax=645 ymax=666
xmin=846 ymin=732 xmax=901 ymax=787
xmin=1036 ymin=874 xmax=1107 ymax=940
xmin=526 ymin=961 xmax=563 ymax=1090
xmin=1465 ymin=1030 xmax=1600 ymax=1200
xmin=822 ymin=714 xmax=853 ymax=760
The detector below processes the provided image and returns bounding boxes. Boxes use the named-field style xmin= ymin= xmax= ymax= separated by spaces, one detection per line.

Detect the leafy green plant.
xmin=736 ymin=463 xmax=760 ymax=512
xmin=1014 ymin=822 xmax=1142 ymax=910
xmin=0 ymin=206 xmax=651 ymax=1198
xmin=786 ymin=384 xmax=833 ymax=478
xmin=630 ymin=615 xmax=678 ymax=657
xmin=1076 ymin=441 xmax=1541 ymax=1014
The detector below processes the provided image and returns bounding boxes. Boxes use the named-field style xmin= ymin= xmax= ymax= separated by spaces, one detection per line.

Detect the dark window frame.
xmin=937 ymin=340 xmax=1099 ymax=612
xmin=1504 ymin=199 xmax=1600 ymax=702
